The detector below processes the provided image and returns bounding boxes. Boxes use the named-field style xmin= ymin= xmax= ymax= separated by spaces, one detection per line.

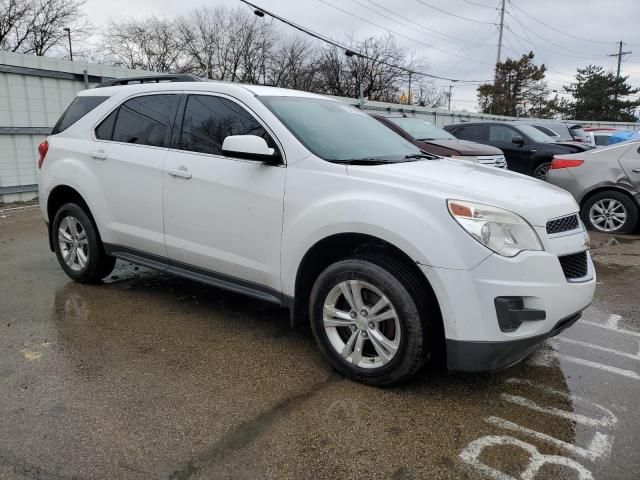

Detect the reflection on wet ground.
xmin=1 ymin=209 xmax=639 ymax=479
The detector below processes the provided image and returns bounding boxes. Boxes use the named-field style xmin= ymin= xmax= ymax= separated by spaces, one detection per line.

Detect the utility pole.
xmin=608 ymin=41 xmax=631 ymax=100
xmin=408 ymin=72 xmax=412 ymax=106
xmin=447 ymin=84 xmax=453 ymax=110
xmin=63 ymin=27 xmax=72 ymax=61
xmin=495 ymin=0 xmax=506 ymax=73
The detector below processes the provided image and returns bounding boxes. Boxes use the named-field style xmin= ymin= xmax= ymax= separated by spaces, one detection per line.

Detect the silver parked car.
xmin=547 ymin=140 xmax=640 ymax=234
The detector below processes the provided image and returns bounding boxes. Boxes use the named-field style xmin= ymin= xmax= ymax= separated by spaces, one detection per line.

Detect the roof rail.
xmin=95 ymin=74 xmax=204 ymax=88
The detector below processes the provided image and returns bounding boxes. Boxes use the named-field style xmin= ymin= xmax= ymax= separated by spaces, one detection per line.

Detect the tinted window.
xmin=259 ymin=96 xmax=419 ymax=162
xmin=180 ymin=95 xmax=274 ymax=156
xmin=455 ymin=125 xmax=485 ymax=142
xmin=95 ymin=110 xmax=117 ymax=140
xmin=387 ymin=117 xmax=456 ymax=140
xmin=112 ymin=95 xmax=177 ymax=147
xmin=594 ymin=135 xmax=610 ymax=146
xmin=52 ymin=96 xmax=109 ymax=134
xmin=489 ymin=125 xmax=517 ymax=142
xmin=533 ymin=125 xmax=559 ymax=137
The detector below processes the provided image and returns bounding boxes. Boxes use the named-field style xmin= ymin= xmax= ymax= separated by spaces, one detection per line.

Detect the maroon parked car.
xmin=372 ymin=115 xmax=507 ymax=168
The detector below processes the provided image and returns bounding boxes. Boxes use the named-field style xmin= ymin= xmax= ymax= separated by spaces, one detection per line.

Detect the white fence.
xmin=1 ymin=51 xmax=638 ymax=203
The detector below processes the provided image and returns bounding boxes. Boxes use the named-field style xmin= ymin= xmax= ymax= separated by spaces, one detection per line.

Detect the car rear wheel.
xmin=309 ymin=255 xmax=431 ymax=386
xmin=532 ymin=161 xmax=551 ymax=180
xmin=53 ymin=203 xmax=116 ymax=282
xmin=581 ymin=191 xmax=638 ymax=234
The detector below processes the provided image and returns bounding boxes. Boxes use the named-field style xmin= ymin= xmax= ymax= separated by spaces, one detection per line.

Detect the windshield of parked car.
xmin=387 ymin=117 xmax=456 ymax=141
xmin=258 ymin=96 xmax=421 ymax=163
xmin=514 ymin=124 xmax=556 ymax=143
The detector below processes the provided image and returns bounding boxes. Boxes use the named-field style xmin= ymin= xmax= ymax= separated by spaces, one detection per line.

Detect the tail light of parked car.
xmin=551 ymin=158 xmax=584 ymax=169
xmin=37 ymin=140 xmax=48 ymax=169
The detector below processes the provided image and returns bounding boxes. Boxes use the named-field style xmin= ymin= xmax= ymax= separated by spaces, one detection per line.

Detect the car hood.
xmin=417 ymin=139 xmax=503 ymax=156
xmin=347 ymin=158 xmax=578 ymax=227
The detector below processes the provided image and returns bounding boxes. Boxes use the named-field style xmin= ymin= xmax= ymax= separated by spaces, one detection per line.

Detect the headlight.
xmin=450 ymin=155 xmax=478 ymax=163
xmin=447 ymin=200 xmax=543 ymax=257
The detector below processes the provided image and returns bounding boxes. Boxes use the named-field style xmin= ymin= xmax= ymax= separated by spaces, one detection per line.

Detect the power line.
xmin=508 ymin=0 xmax=636 ymax=47
xmin=506 ymin=10 xmax=609 ymax=59
xmin=238 ymin=0 xmax=493 ymax=83
xmin=505 ymin=26 xmax=604 ymax=61
xmin=361 ymin=0 xmax=493 ymax=46
xmin=414 ymin=0 xmax=498 ymax=25
xmin=459 ymin=0 xmax=498 ymax=9
xmin=316 ymin=0 xmax=493 ymax=66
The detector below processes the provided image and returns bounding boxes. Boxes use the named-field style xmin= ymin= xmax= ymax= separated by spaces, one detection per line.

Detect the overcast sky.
xmin=81 ymin=0 xmax=640 ymax=111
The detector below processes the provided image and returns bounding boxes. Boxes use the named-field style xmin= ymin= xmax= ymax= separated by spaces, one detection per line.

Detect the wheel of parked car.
xmin=581 ymin=191 xmax=639 ymax=234
xmin=309 ymin=255 xmax=432 ymax=386
xmin=52 ymin=203 xmax=116 ymax=282
xmin=532 ymin=162 xmax=552 ymax=180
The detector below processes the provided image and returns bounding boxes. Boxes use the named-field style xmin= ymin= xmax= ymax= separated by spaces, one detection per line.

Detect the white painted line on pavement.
xmin=581 ymin=319 xmax=640 ymax=339
xmin=486 ymin=416 xmax=613 ymax=461
xmin=553 ymin=337 xmax=640 ymax=361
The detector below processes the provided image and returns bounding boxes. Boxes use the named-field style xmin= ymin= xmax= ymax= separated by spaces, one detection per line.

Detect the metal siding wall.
xmin=1 ymin=52 xmax=638 ymax=203
xmin=0 ymin=51 xmax=149 ymax=203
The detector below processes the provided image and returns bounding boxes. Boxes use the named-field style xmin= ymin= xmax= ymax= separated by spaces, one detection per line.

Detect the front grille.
xmin=546 ymin=214 xmax=579 ymax=234
xmin=478 ymin=155 xmax=507 ymax=168
xmin=558 ymin=251 xmax=588 ymax=279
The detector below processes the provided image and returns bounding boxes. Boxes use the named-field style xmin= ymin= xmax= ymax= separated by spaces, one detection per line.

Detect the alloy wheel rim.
xmin=58 ymin=216 xmax=89 ymax=271
xmin=323 ymin=280 xmax=401 ymax=369
xmin=589 ymin=199 xmax=627 ymax=232
xmin=534 ymin=164 xmax=550 ymax=179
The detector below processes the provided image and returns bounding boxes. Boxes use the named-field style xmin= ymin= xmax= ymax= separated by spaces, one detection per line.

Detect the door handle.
xmin=167 ymin=166 xmax=192 ymax=179
xmin=89 ymin=150 xmax=107 ymax=160
xmin=632 ymin=168 xmax=640 ymax=173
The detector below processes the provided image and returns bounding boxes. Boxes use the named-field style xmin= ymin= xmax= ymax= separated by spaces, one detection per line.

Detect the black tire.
xmin=581 ymin=191 xmax=639 ymax=234
xmin=532 ymin=161 xmax=551 ymax=180
xmin=52 ymin=202 xmax=116 ymax=282
xmin=309 ymin=255 xmax=433 ymax=386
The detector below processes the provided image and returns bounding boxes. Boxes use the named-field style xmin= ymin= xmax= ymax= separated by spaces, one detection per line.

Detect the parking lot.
xmin=1 ymin=204 xmax=639 ymax=480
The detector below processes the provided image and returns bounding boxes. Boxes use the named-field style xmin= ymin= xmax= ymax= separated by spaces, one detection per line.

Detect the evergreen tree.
xmin=563 ymin=65 xmax=640 ymax=122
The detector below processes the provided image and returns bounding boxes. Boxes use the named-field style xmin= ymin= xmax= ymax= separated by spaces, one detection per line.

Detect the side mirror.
xmin=512 ymin=135 xmax=525 ymax=145
xmin=221 ymin=135 xmax=280 ymax=163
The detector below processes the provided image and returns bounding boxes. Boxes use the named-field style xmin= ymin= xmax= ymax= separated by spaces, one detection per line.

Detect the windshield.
xmin=258 ymin=96 xmax=420 ymax=162
xmin=515 ymin=124 xmax=556 ymax=143
xmin=387 ymin=117 xmax=456 ymax=140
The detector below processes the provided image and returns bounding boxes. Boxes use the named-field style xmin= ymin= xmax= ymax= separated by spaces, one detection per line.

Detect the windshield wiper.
xmin=404 ymin=153 xmax=437 ymax=160
xmin=331 ymin=158 xmax=393 ymax=165
xmin=416 ymin=137 xmax=436 ymax=141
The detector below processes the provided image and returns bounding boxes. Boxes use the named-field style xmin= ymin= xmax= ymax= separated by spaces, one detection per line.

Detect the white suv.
xmin=37 ymin=76 xmax=596 ymax=386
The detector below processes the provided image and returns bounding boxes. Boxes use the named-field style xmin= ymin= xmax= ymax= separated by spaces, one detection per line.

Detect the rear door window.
xmin=52 ymin=96 xmax=109 ymax=134
xmin=454 ymin=124 xmax=486 ymax=142
xmin=109 ymin=94 xmax=178 ymax=147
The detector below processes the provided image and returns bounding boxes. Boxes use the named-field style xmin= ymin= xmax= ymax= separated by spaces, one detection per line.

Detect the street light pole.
xmin=63 ymin=28 xmax=73 ymax=61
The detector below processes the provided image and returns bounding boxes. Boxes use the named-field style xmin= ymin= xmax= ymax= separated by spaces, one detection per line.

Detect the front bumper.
xmin=446 ymin=311 xmax=582 ymax=372
xmin=419 ymin=242 xmax=595 ymax=372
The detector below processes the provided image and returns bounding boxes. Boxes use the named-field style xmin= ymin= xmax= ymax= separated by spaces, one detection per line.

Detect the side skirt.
xmin=103 ymin=243 xmax=285 ymax=306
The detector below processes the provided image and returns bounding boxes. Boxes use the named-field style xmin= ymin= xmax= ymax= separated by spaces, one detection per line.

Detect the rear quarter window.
xmin=51 ymin=96 xmax=109 ymax=134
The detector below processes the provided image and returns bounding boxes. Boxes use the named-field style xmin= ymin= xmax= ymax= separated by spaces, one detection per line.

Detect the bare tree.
xmin=0 ymin=0 xmax=89 ymax=56
xmin=265 ymin=35 xmax=319 ymax=90
xmin=177 ymin=6 xmax=272 ymax=82
xmin=101 ymin=17 xmax=187 ymax=73
xmin=316 ymin=35 xmax=426 ymax=102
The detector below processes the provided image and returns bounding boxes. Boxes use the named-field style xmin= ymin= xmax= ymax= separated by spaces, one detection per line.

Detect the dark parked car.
xmin=523 ymin=122 xmax=595 ymax=151
xmin=444 ymin=122 xmax=586 ymax=179
xmin=527 ymin=122 xmax=590 ymax=144
xmin=373 ymin=115 xmax=507 ymax=168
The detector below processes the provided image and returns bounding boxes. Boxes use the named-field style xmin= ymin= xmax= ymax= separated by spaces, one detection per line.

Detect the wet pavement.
xmin=1 ymin=205 xmax=639 ymax=480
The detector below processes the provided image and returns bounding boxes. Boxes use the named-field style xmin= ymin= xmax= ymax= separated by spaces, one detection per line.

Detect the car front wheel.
xmin=581 ymin=191 xmax=639 ymax=234
xmin=309 ymin=255 xmax=431 ymax=386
